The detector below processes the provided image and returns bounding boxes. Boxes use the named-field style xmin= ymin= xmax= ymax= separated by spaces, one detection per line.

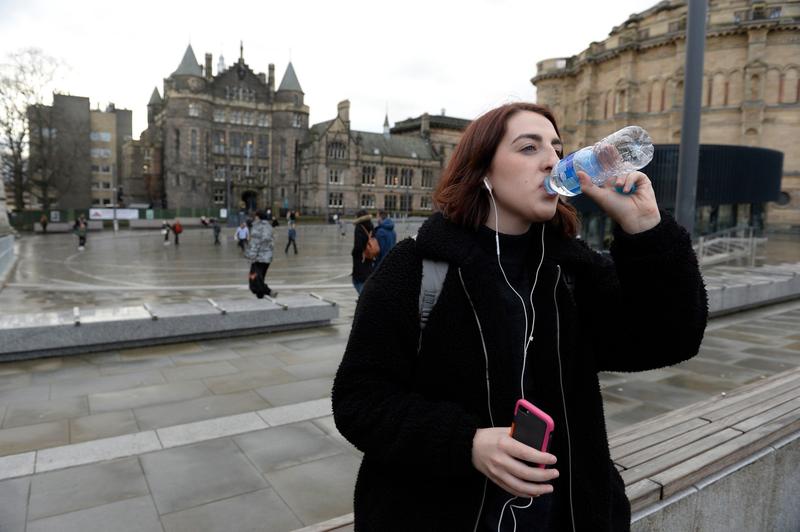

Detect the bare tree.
xmin=0 ymin=48 xmax=61 ymax=211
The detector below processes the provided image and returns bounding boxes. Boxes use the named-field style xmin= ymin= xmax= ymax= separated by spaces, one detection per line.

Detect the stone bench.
xmin=616 ymin=366 xmax=800 ymax=530
xmin=0 ymin=293 xmax=339 ymax=361
xmin=34 ymin=221 xmax=103 ymax=233
xmin=706 ymin=262 xmax=800 ymax=317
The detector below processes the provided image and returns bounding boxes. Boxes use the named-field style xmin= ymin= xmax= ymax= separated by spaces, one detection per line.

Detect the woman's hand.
xmin=471 ymin=428 xmax=559 ymax=498
xmin=577 ymin=170 xmax=661 ymax=235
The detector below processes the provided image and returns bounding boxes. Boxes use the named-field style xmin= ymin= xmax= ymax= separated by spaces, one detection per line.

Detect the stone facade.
xmin=300 ymin=101 xmax=469 ymax=217
xmin=133 ymin=45 xmax=470 ymax=217
xmin=27 ymin=95 xmax=131 ymax=209
xmin=531 ymin=0 xmax=800 ymax=229
xmin=136 ymin=45 xmax=308 ymax=212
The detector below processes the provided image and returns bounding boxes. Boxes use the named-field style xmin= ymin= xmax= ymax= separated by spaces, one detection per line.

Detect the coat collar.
xmin=415 ymin=211 xmax=595 ymax=272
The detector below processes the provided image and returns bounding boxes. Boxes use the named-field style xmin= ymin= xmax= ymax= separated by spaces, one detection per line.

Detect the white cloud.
xmin=0 ymin=0 xmax=659 ymax=136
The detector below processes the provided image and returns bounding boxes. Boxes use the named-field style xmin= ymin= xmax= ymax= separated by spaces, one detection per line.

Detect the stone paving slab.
xmin=160 ymin=488 xmax=303 ymax=532
xmin=140 ymin=438 xmax=269 ymax=515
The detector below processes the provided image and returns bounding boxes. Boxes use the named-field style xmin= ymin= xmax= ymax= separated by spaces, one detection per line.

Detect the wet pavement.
xmin=0 ymin=224 xmax=799 ymax=531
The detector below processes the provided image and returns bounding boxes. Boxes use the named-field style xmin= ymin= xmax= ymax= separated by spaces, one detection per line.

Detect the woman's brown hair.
xmin=433 ymin=102 xmax=580 ymax=237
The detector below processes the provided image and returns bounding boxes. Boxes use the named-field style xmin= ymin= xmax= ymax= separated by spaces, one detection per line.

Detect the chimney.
xmin=421 ymin=112 xmax=430 ymax=139
xmin=337 ymin=100 xmax=350 ymax=124
xmin=268 ymin=64 xmax=275 ymax=93
xmin=205 ymin=53 xmax=213 ymax=80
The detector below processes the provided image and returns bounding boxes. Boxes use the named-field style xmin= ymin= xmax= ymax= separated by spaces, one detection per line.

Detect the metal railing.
xmin=694 ymin=226 xmax=763 ymax=267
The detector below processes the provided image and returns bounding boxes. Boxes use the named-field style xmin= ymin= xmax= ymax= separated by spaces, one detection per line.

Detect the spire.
xmin=217 ymin=53 xmax=226 ymax=73
xmin=172 ymin=44 xmax=202 ymax=77
xmin=383 ymin=112 xmax=390 ymax=138
xmin=148 ymin=87 xmax=162 ymax=105
xmin=239 ymin=41 xmax=244 ymax=62
xmin=277 ymin=62 xmax=303 ymax=92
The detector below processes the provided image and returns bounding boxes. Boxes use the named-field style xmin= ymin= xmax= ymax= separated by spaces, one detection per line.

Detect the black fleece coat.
xmin=332 ymin=211 xmax=708 ymax=532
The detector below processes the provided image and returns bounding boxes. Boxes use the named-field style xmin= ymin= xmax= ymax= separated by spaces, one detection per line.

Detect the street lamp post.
xmin=112 ymin=163 xmax=118 ymax=234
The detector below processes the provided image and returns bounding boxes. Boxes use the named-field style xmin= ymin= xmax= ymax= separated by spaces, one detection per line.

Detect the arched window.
xmin=327 ymin=142 xmax=346 ymax=159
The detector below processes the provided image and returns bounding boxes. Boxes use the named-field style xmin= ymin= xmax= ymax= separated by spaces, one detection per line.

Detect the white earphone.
xmin=483 ymin=176 xmax=493 ymax=192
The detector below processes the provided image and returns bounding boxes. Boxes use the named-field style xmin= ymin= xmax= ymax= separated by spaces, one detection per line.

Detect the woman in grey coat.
xmin=245 ymin=210 xmax=276 ymax=298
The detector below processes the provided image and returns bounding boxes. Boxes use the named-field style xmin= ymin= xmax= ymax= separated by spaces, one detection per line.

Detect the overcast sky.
xmin=1 ymin=0 xmax=660 ymax=137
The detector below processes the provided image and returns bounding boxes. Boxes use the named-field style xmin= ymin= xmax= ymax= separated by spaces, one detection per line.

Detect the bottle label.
xmin=559 ymin=152 xmax=582 ymax=195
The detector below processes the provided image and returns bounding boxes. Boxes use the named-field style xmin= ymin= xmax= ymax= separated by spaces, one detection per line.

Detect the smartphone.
xmin=509 ymin=399 xmax=555 ymax=469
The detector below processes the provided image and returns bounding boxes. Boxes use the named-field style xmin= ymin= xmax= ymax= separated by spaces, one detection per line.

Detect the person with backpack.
xmin=373 ymin=210 xmax=397 ymax=267
xmin=161 ymin=220 xmax=171 ymax=245
xmin=172 ymin=219 xmax=183 ymax=245
xmin=285 ymin=222 xmax=298 ymax=255
xmin=332 ymin=102 xmax=708 ymax=531
xmin=73 ymin=215 xmax=88 ymax=250
xmin=211 ymin=218 xmax=221 ymax=245
xmin=350 ymin=209 xmax=377 ymax=295
xmin=244 ymin=210 xmax=276 ymax=299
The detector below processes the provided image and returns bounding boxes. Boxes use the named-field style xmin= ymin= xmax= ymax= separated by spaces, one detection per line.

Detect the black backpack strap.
xmin=411 ymin=234 xmax=449 ymax=354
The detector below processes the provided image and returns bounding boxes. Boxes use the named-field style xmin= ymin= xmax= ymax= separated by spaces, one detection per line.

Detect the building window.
xmin=91 ymin=164 xmax=100 ymax=172
xmin=101 ymin=181 xmax=111 ymax=189
xmin=257 ymin=113 xmax=269 ymax=127
xmin=230 ymin=132 xmax=242 ymax=156
xmin=90 ymin=148 xmax=112 ymax=159
xmin=292 ymin=114 xmax=302 ymax=128
xmin=258 ymin=134 xmax=269 ymax=158
xmin=637 ymin=28 xmax=650 ymax=40
xmin=212 ymin=130 xmax=225 ymax=154
xmin=400 ymin=168 xmax=413 ymax=187
xmin=101 ymin=164 xmax=111 ymax=173
xmin=328 ymin=192 xmax=343 ymax=208
xmin=420 ymin=196 xmax=432 ymax=210
xmin=188 ymin=103 xmax=200 ymax=117
xmin=421 ymin=168 xmax=433 ymax=189
xmin=258 ymin=166 xmax=268 ymax=182
xmin=213 ymin=188 xmax=225 ymax=204
xmin=361 ymin=166 xmax=376 ymax=185
xmin=385 ymin=166 xmax=398 ymax=186
xmin=400 ymin=194 xmax=413 ymax=212
xmin=360 ymin=194 xmax=376 ymax=208
xmin=174 ymin=129 xmax=180 ymax=161
xmin=329 ymin=169 xmax=341 ymax=184
xmin=90 ymin=131 xmax=112 ymax=142
xmin=768 ymin=7 xmax=782 ymax=19
xmin=213 ymin=109 xmax=225 ymax=122
xmin=213 ymin=164 xmax=226 ymax=182
xmin=327 ymin=142 xmax=346 ymax=159
xmin=668 ymin=18 xmax=686 ymax=32
xmin=190 ymin=129 xmax=198 ymax=163
xmin=384 ymin=194 xmax=397 ymax=211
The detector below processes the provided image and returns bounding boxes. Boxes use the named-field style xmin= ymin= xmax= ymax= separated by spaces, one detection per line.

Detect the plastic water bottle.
xmin=544 ymin=126 xmax=654 ymax=197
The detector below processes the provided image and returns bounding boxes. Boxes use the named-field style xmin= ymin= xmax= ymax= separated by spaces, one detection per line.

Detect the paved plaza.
xmin=0 ymin=224 xmax=799 ymax=531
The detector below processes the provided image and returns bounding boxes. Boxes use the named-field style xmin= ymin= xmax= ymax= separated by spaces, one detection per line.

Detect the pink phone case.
xmin=511 ymin=398 xmax=555 ymax=468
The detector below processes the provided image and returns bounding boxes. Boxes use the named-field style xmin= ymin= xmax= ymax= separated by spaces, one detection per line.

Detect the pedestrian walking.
xmin=172 ymin=219 xmax=183 ymax=245
xmin=73 ymin=215 xmax=88 ymax=251
xmin=40 ymin=213 xmax=48 ymax=234
xmin=350 ymin=209 xmax=376 ymax=295
xmin=373 ymin=210 xmax=397 ymax=267
xmin=244 ymin=210 xmax=276 ymax=299
xmin=332 ymin=102 xmax=708 ymax=531
xmin=235 ymin=222 xmax=249 ymax=252
xmin=161 ymin=220 xmax=171 ymax=246
xmin=285 ymin=223 xmax=298 ymax=254
xmin=211 ymin=218 xmax=221 ymax=245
